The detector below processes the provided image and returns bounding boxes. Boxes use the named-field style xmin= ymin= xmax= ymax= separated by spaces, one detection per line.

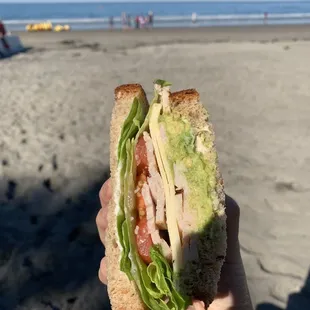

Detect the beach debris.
xmin=6 ymin=180 xmax=17 ymax=200
xmin=67 ymin=297 xmax=78 ymax=304
xmin=275 ymin=181 xmax=305 ymax=193
xmin=52 ymin=154 xmax=58 ymax=171
xmin=61 ymin=40 xmax=76 ymax=46
xmin=43 ymin=178 xmax=53 ymax=192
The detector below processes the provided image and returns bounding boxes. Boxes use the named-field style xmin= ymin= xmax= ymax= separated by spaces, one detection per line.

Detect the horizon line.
xmin=1 ymin=0 xmax=309 ymax=3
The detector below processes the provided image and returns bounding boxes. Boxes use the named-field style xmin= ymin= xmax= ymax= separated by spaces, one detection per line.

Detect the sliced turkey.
xmin=141 ymin=182 xmax=172 ymax=261
xmin=143 ymin=131 xmax=167 ymax=229
xmin=174 ymin=163 xmax=199 ymax=262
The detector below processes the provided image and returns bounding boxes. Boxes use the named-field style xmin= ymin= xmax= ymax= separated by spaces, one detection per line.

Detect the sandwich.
xmin=106 ymin=80 xmax=227 ymax=310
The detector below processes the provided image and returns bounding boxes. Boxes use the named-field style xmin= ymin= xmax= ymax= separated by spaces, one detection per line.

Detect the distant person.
xmin=192 ymin=12 xmax=197 ymax=24
xmin=0 ymin=19 xmax=7 ymax=36
xmin=139 ymin=15 xmax=147 ymax=28
xmin=0 ymin=19 xmax=10 ymax=51
xmin=148 ymin=11 xmax=154 ymax=28
xmin=109 ymin=16 xmax=114 ymax=29
xmin=121 ymin=12 xmax=127 ymax=30
xmin=264 ymin=12 xmax=268 ymax=25
xmin=135 ymin=15 xmax=140 ymax=29
xmin=127 ymin=14 xmax=132 ymax=29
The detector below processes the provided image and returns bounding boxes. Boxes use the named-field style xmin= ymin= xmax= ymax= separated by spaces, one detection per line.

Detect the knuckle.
xmin=99 ymin=179 xmax=112 ymax=205
xmin=99 ymin=184 xmax=105 ymax=201
xmin=96 ymin=209 xmax=103 ymax=227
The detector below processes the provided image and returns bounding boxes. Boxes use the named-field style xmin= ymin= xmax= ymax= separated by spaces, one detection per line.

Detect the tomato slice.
xmin=135 ymin=135 xmax=153 ymax=264
xmin=135 ymin=218 xmax=153 ymax=264
xmin=135 ymin=136 xmax=148 ymax=175
xmin=136 ymin=192 xmax=146 ymax=215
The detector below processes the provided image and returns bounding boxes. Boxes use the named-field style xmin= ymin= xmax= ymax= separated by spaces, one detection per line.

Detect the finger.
xmin=96 ymin=203 xmax=108 ymax=232
xmin=98 ymin=256 xmax=108 ymax=285
xmin=224 ymin=194 xmax=241 ymax=264
xmin=96 ymin=208 xmax=107 ymax=246
xmin=97 ymin=178 xmax=111 ymax=247
xmin=99 ymin=178 xmax=112 ymax=208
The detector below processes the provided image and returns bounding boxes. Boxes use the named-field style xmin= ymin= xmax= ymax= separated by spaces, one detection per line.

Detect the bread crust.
xmin=107 ymin=84 xmax=148 ymax=310
xmin=107 ymin=85 xmax=226 ymax=310
xmin=170 ymin=89 xmax=199 ymax=104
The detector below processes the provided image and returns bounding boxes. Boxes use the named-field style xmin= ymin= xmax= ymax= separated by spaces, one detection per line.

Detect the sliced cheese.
xmin=149 ymin=103 xmax=183 ymax=272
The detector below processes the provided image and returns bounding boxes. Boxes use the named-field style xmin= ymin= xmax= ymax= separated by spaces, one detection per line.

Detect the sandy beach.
xmin=1 ymin=26 xmax=310 ymax=310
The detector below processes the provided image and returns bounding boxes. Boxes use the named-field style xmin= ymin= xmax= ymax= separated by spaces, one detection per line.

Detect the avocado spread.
xmin=159 ymin=112 xmax=216 ymax=229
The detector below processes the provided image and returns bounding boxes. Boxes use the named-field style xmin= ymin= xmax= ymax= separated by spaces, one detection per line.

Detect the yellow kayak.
xmin=54 ymin=24 xmax=71 ymax=32
xmin=26 ymin=22 xmax=53 ymax=32
xmin=26 ymin=22 xmax=70 ymax=32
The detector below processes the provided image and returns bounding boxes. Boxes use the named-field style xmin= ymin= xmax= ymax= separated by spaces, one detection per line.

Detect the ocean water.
xmin=2 ymin=1 xmax=310 ymax=31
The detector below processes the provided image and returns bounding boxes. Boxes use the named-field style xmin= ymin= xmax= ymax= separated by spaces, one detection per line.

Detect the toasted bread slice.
xmin=169 ymin=89 xmax=227 ymax=307
xmin=107 ymin=84 xmax=148 ymax=310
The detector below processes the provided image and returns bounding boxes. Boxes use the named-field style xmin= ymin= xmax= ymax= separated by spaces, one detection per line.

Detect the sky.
xmin=0 ymin=0 xmax=307 ymax=3
xmin=0 ymin=0 xmax=308 ymax=3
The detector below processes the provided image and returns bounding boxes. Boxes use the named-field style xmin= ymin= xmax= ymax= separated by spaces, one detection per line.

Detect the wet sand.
xmin=16 ymin=24 xmax=310 ymax=48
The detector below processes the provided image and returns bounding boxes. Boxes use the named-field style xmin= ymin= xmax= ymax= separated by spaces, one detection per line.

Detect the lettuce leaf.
xmin=117 ymin=97 xmax=146 ymax=278
xmin=118 ymin=97 xmax=144 ymax=160
xmin=148 ymin=247 xmax=190 ymax=309
xmin=154 ymin=79 xmax=172 ymax=87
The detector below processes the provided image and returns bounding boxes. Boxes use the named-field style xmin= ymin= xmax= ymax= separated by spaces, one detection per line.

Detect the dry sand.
xmin=1 ymin=26 xmax=310 ymax=310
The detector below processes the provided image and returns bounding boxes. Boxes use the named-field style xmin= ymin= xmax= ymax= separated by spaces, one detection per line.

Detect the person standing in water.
xmin=135 ymin=15 xmax=140 ymax=29
xmin=192 ymin=12 xmax=197 ymax=24
xmin=109 ymin=16 xmax=114 ymax=29
xmin=121 ymin=12 xmax=128 ymax=30
xmin=264 ymin=12 xmax=268 ymax=25
xmin=127 ymin=14 xmax=132 ymax=29
xmin=148 ymin=11 xmax=154 ymax=28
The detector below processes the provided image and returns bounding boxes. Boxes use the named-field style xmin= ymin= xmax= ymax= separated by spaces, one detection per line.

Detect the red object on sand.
xmin=0 ymin=20 xmax=10 ymax=50
xmin=0 ymin=20 xmax=7 ymax=36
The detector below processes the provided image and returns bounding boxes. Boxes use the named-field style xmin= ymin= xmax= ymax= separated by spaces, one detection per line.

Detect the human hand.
xmin=96 ymin=179 xmax=253 ymax=310
xmin=207 ymin=195 xmax=253 ymax=310
xmin=96 ymin=178 xmax=111 ymax=285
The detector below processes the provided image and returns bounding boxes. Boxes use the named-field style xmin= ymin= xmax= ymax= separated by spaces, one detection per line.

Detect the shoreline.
xmin=4 ymin=11 xmax=310 ymax=31
xmin=16 ymin=24 xmax=310 ymax=50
